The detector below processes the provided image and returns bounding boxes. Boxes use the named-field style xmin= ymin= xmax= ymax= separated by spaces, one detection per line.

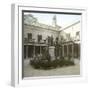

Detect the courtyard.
xmin=24 ymin=59 xmax=80 ymax=77
xmin=23 ymin=12 xmax=81 ymax=78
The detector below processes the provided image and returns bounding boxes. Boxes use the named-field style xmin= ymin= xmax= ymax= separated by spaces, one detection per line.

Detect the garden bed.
xmin=30 ymin=57 xmax=75 ymax=70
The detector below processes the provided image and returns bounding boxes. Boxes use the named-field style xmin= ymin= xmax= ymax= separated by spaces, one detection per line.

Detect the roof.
xmin=60 ymin=21 xmax=80 ymax=31
xmin=25 ymin=22 xmax=61 ymax=31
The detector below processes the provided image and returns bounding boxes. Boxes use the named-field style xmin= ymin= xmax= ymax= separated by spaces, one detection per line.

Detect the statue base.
xmin=49 ymin=46 xmax=55 ymax=61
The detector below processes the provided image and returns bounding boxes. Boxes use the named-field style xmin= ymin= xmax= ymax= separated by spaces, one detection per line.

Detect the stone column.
xmin=78 ymin=44 xmax=80 ymax=58
xmin=33 ymin=45 xmax=35 ymax=57
xmin=26 ymin=45 xmax=28 ymax=59
xmin=59 ymin=47 xmax=61 ymax=58
xmin=62 ymin=45 xmax=64 ymax=57
xmin=67 ymin=45 xmax=69 ymax=56
xmin=72 ymin=44 xmax=74 ymax=60
xmin=40 ymin=46 xmax=41 ymax=55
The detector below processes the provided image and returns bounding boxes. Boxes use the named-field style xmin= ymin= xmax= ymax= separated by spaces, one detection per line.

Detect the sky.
xmin=24 ymin=12 xmax=81 ymax=28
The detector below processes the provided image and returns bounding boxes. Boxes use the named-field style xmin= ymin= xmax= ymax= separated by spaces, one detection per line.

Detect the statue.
xmin=51 ymin=35 xmax=54 ymax=46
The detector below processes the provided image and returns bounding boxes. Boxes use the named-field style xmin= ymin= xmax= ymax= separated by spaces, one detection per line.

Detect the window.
xmin=28 ymin=33 xmax=32 ymax=40
xmin=67 ymin=33 xmax=71 ymax=41
xmin=76 ymin=31 xmax=80 ymax=36
xmin=38 ymin=35 xmax=42 ymax=43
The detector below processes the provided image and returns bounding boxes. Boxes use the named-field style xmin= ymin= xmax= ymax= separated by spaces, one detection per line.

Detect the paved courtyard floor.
xmin=24 ymin=59 xmax=80 ymax=77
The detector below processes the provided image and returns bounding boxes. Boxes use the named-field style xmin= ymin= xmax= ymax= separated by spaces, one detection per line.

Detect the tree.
xmin=24 ymin=14 xmax=38 ymax=25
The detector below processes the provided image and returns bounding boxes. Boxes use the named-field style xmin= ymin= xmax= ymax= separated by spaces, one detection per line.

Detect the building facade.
xmin=24 ymin=15 xmax=80 ymax=60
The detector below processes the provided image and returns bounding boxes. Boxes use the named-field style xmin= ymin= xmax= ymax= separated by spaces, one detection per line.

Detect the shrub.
xmin=59 ymin=60 xmax=75 ymax=67
xmin=30 ymin=60 xmax=40 ymax=69
xmin=30 ymin=56 xmax=75 ymax=69
xmin=58 ymin=60 xmax=64 ymax=67
xmin=51 ymin=60 xmax=59 ymax=68
xmin=41 ymin=61 xmax=51 ymax=70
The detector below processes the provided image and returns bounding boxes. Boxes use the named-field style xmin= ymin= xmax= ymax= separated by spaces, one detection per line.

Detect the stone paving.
xmin=23 ymin=59 xmax=80 ymax=77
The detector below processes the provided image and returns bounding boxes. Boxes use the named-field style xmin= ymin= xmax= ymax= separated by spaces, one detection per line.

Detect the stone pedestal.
xmin=49 ymin=46 xmax=55 ymax=61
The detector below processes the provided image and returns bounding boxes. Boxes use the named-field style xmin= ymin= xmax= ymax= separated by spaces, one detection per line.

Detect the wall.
xmin=24 ymin=25 xmax=59 ymax=42
xmin=0 ymin=0 xmax=89 ymax=90
xmin=24 ymin=21 xmax=80 ymax=43
xmin=59 ymin=21 xmax=81 ymax=41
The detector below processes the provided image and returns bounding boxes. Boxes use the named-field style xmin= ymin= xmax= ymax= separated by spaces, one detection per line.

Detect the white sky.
xmin=24 ymin=12 xmax=81 ymax=28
